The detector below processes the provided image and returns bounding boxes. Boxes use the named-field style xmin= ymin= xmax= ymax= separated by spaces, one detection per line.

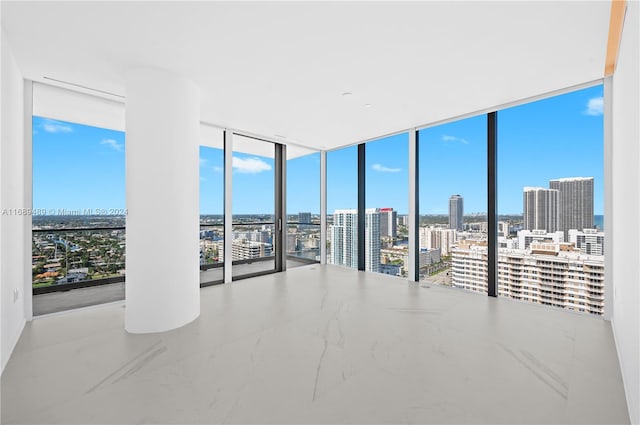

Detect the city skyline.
xmin=33 ymin=85 xmax=604 ymax=216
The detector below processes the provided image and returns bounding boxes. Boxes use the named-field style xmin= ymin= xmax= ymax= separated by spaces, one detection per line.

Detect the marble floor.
xmin=2 ymin=265 xmax=629 ymax=424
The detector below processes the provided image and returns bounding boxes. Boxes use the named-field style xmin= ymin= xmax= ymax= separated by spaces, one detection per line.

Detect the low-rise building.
xmin=215 ymin=239 xmax=273 ymax=261
xmin=517 ymin=229 xmax=564 ymax=250
xmin=568 ymin=228 xmax=605 ymax=256
xmin=419 ymin=226 xmax=456 ymax=256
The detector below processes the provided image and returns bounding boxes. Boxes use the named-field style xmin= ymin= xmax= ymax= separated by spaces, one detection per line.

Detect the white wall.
xmin=611 ymin=1 xmax=640 ymax=423
xmin=1 ymin=9 xmax=4 ymax=375
xmin=1 ymin=32 xmax=29 ymax=373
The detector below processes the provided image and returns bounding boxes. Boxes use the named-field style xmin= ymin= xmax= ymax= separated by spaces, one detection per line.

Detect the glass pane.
xmin=365 ymin=133 xmax=408 ymax=276
xmin=287 ymin=151 xmax=321 ymax=267
xmin=232 ymin=137 xmax=276 ymax=278
xmin=32 ymin=116 xmax=126 ymax=315
xmin=498 ymin=85 xmax=604 ymax=315
xmin=199 ymin=145 xmax=224 ymax=285
xmin=419 ymin=115 xmax=488 ymax=292
xmin=327 ymin=146 xmax=358 ymax=269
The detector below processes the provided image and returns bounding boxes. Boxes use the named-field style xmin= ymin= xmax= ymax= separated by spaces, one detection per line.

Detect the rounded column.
xmin=125 ymin=68 xmax=200 ymax=333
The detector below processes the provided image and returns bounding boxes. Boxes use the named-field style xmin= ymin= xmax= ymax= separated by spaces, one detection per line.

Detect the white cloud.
xmin=199 ymin=157 xmax=208 ymax=167
xmin=372 ymin=163 xmax=401 ymax=173
xmin=584 ymin=96 xmax=604 ymax=116
xmin=442 ymin=135 xmax=469 ymax=144
xmin=232 ymin=156 xmax=272 ymax=174
xmin=212 ymin=166 xmax=224 ymax=173
xmin=100 ymin=139 xmax=124 ymax=152
xmin=42 ymin=119 xmax=73 ymax=133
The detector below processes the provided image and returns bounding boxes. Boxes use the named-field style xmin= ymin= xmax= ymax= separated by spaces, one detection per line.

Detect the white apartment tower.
xmin=549 ymin=177 xmax=594 ymax=236
xmin=329 ymin=208 xmax=380 ymax=272
xmin=365 ymin=209 xmax=381 ymax=273
xmin=329 ymin=209 xmax=358 ymax=269
xmin=523 ymin=187 xmax=559 ymax=233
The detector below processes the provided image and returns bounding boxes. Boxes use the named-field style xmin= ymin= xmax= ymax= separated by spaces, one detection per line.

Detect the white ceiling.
xmin=2 ymin=1 xmax=611 ymax=151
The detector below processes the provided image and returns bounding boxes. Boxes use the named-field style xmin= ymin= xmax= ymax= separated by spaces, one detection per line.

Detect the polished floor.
xmin=2 ymin=265 xmax=629 ymax=424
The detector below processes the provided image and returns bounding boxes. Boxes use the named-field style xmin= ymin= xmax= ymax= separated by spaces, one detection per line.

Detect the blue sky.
xmin=417 ymin=115 xmax=487 ymax=215
xmin=33 ymin=84 xmax=603 ymax=216
xmin=199 ymin=147 xmax=321 ymax=215
xmin=327 ymin=84 xmax=604 ymax=215
xmin=498 ymin=85 xmax=603 ymax=214
xmin=33 ymin=117 xmax=126 ymax=212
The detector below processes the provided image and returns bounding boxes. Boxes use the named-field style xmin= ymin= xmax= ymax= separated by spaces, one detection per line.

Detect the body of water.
xmin=595 ymin=215 xmax=604 ymax=231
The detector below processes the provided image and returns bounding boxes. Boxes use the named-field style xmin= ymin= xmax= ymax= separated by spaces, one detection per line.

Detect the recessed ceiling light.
xmin=342 ymin=92 xmax=353 ymax=97
xmin=365 ymin=104 xmax=372 ymax=108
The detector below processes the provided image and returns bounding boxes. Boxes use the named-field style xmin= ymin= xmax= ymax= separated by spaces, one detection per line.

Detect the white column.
xmin=125 ymin=68 xmax=200 ymax=333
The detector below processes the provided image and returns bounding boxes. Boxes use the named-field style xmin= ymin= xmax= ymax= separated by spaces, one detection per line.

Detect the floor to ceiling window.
xmin=365 ymin=133 xmax=408 ymax=277
xmin=497 ymin=84 xmax=605 ymax=315
xmin=418 ymin=115 xmax=488 ymax=293
xmin=199 ymin=128 xmax=225 ymax=285
xmin=31 ymin=116 xmax=126 ymax=315
xmin=231 ymin=135 xmax=277 ymax=279
xmin=287 ymin=148 xmax=321 ymax=266
xmin=326 ymin=145 xmax=359 ymax=269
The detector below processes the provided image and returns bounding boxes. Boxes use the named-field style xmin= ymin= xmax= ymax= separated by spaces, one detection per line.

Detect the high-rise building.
xmin=379 ymin=208 xmax=397 ymax=239
xmin=329 ymin=208 xmax=380 ymax=272
xmin=449 ymin=194 xmax=464 ymax=231
xmin=549 ymin=177 xmax=594 ymax=236
xmin=523 ymin=187 xmax=559 ymax=232
xmin=329 ymin=209 xmax=358 ymax=269
xmin=365 ymin=208 xmax=381 ymax=272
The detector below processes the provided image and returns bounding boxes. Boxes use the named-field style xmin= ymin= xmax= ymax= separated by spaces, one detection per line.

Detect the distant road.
xmin=424 ymin=267 xmax=452 ymax=286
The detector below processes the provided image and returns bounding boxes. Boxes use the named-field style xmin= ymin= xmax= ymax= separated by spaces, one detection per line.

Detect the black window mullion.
xmin=275 ymin=143 xmax=285 ymax=272
xmin=358 ymin=143 xmax=366 ymax=271
xmin=487 ymin=112 xmax=498 ymax=297
xmin=413 ymin=130 xmax=420 ymax=282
